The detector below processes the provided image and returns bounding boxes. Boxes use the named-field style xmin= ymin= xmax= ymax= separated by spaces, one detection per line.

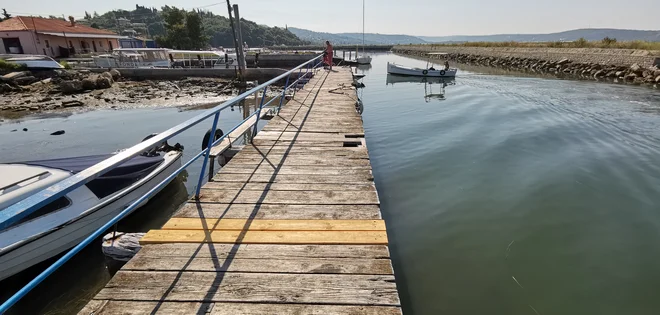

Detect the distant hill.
xmin=288 ymin=27 xmax=426 ymax=45
xmin=419 ymin=28 xmax=660 ymax=43
xmin=289 ymin=27 xmax=660 ymax=45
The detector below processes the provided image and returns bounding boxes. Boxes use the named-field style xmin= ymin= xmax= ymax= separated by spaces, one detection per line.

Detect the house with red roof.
xmin=0 ymin=16 xmax=125 ymax=57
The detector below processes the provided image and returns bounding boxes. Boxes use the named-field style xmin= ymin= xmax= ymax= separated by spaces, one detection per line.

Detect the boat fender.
xmin=422 ymin=70 xmax=428 ymax=75
xmin=141 ymin=133 xmax=183 ymax=156
xmin=202 ymin=128 xmax=224 ymax=150
xmin=440 ymin=70 xmax=446 ymax=76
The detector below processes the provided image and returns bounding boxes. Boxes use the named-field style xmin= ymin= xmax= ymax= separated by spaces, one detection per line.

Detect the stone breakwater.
xmin=393 ymin=46 xmax=660 ymax=86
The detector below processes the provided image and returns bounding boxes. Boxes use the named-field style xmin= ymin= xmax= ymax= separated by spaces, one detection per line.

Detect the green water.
xmin=360 ymin=53 xmax=660 ymax=314
xmin=1 ymin=52 xmax=660 ymax=314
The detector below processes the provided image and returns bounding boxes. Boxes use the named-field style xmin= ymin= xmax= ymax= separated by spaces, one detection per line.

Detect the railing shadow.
xmin=148 ymin=68 xmax=331 ymax=314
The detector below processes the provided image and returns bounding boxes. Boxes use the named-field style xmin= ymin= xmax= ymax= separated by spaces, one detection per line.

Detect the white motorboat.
xmin=0 ymin=139 xmax=183 ymax=281
xmin=387 ymin=52 xmax=457 ymax=77
xmin=356 ymin=56 xmax=372 ymax=65
xmin=387 ymin=62 xmax=457 ymax=77
xmin=0 ymin=54 xmax=64 ymax=69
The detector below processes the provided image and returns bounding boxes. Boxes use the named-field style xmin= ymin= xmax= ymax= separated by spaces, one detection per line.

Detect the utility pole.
xmin=225 ymin=1 xmax=244 ymax=81
xmin=233 ymin=5 xmax=247 ymax=73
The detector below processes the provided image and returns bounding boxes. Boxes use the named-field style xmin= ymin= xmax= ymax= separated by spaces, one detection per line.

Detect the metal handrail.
xmin=0 ymin=54 xmax=324 ymax=313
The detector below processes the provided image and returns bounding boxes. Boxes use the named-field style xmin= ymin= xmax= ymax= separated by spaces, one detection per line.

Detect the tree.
xmin=1 ymin=8 xmax=11 ymax=21
xmin=90 ymin=22 xmax=99 ymax=29
xmin=93 ymin=11 xmax=99 ymax=18
xmin=186 ymin=11 xmax=208 ymax=49
xmin=156 ymin=6 xmax=189 ymax=49
xmin=602 ymin=37 xmax=617 ymax=46
xmin=84 ymin=11 xmax=91 ymax=19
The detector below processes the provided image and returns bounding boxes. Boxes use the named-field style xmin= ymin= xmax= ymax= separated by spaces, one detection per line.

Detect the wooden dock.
xmin=80 ymin=68 xmax=402 ymax=314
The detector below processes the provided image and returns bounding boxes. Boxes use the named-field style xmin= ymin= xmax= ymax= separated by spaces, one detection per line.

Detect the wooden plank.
xmin=160 ymin=218 xmax=386 ymax=231
xmin=202 ymin=182 xmax=375 ymax=191
xmin=217 ymin=165 xmax=372 ymax=175
xmin=139 ymin=230 xmax=388 ymax=245
xmin=227 ymin=157 xmax=371 ymax=167
xmin=95 ymin=271 xmax=400 ymax=306
xmin=135 ymin=244 xmax=391 ymax=260
xmin=173 ymin=203 xmax=382 ymax=219
xmin=250 ymin=140 xmax=360 ymax=147
xmin=79 ymin=301 xmax=401 ymax=315
xmin=123 ymin=256 xmax=393 ymax=274
xmin=196 ymin=189 xmax=380 ymax=205
xmin=212 ymin=173 xmax=374 ymax=184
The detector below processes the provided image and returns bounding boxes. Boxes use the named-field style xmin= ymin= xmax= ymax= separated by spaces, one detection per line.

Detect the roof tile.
xmin=0 ymin=16 xmax=117 ymax=35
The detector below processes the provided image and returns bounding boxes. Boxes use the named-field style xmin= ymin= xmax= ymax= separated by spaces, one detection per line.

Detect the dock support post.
xmin=196 ymin=112 xmax=220 ymax=198
xmin=251 ymin=86 xmax=268 ymax=143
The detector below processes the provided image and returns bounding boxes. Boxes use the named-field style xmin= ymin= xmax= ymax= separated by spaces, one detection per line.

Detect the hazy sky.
xmin=3 ymin=0 xmax=659 ymax=36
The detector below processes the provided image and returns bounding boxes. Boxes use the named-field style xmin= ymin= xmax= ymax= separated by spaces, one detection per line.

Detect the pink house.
xmin=0 ymin=16 xmax=124 ymax=57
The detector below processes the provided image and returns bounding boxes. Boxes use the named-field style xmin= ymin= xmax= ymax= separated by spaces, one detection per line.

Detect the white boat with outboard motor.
xmin=0 ymin=136 xmax=184 ymax=281
xmin=387 ymin=52 xmax=457 ymax=77
xmin=92 ymin=48 xmax=238 ymax=68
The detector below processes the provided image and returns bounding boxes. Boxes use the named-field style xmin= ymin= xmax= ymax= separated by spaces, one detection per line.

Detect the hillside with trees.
xmin=80 ymin=4 xmax=307 ymax=49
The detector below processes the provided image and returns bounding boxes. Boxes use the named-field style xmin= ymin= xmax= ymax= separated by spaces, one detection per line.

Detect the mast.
xmin=362 ymin=0 xmax=365 ymax=54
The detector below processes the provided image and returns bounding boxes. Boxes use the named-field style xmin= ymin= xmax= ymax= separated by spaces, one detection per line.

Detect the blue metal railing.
xmin=0 ymin=54 xmax=324 ymax=313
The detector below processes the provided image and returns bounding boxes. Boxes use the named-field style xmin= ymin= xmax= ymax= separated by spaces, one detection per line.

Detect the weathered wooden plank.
xmin=174 ymin=203 xmax=382 ymax=219
xmin=250 ymin=140 xmax=360 ymax=147
xmin=123 ymin=256 xmax=393 ymax=274
xmin=80 ymin=301 xmax=401 ymax=315
xmin=217 ymin=165 xmax=372 ymax=175
xmin=95 ymin=271 xmax=400 ymax=306
xmin=196 ymin=189 xmax=380 ymax=205
xmin=227 ymin=157 xmax=371 ymax=167
xmin=140 ymin=230 xmax=388 ymax=245
xmin=136 ymin=244 xmax=391 ymax=259
xmin=202 ymin=182 xmax=375 ymax=191
xmin=161 ymin=218 xmax=386 ymax=231
xmin=212 ymin=173 xmax=374 ymax=184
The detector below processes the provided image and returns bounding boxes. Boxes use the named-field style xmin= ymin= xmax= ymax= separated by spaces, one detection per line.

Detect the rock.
xmin=615 ymin=71 xmax=624 ymax=77
xmin=59 ymin=80 xmax=84 ymax=94
xmin=62 ymin=100 xmax=84 ymax=107
xmin=655 ymin=70 xmax=660 ymax=77
xmin=82 ymin=76 xmax=97 ymax=90
xmin=31 ymin=78 xmax=52 ymax=85
xmin=100 ymin=72 xmax=114 ymax=83
xmin=103 ymin=98 xmax=112 ymax=102
xmin=594 ymin=70 xmax=605 ymax=77
xmin=102 ymin=232 xmax=145 ymax=261
xmin=556 ymin=58 xmax=570 ymax=66
xmin=22 ymin=128 xmax=28 ymax=131
xmin=39 ymin=97 xmax=53 ymax=102
xmin=50 ymin=130 xmax=65 ymax=135
xmin=2 ymin=71 xmax=29 ymax=81
xmin=13 ymin=76 xmax=37 ymax=85
xmin=630 ymin=63 xmax=643 ymax=76
xmin=606 ymin=71 xmax=617 ymax=78
xmin=109 ymin=69 xmax=121 ymax=81
xmin=95 ymin=76 xmax=113 ymax=89
xmin=656 ymin=76 xmax=660 ymax=83
xmin=624 ymin=73 xmax=637 ymax=81
xmin=79 ymin=69 xmax=91 ymax=74
xmin=0 ymin=83 xmax=15 ymax=93
xmin=10 ymin=129 xmax=17 ymax=132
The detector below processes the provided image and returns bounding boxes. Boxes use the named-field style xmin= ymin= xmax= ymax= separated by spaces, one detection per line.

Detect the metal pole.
xmin=233 ymin=4 xmax=247 ymax=73
xmin=196 ymin=112 xmax=220 ymax=198
xmin=278 ymin=74 xmax=291 ymax=112
xmin=251 ymin=86 xmax=269 ymax=143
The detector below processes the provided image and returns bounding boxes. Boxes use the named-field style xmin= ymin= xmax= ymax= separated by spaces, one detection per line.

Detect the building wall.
xmin=1 ymin=30 xmax=119 ymax=57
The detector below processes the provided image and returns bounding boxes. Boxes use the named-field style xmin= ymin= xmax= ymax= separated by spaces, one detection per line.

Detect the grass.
xmin=415 ymin=39 xmax=660 ymax=51
xmin=59 ymin=60 xmax=72 ymax=69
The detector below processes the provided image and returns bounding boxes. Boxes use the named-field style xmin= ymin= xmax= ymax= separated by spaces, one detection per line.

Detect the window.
xmin=92 ymin=41 xmax=97 ymax=52
xmin=45 ymin=39 xmax=50 ymax=48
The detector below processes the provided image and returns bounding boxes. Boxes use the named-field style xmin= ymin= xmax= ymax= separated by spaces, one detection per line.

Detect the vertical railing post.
xmin=293 ymin=67 xmax=302 ymax=98
xmin=251 ymin=86 xmax=269 ymax=143
xmin=196 ymin=112 xmax=220 ymax=198
xmin=278 ymin=74 xmax=291 ymax=114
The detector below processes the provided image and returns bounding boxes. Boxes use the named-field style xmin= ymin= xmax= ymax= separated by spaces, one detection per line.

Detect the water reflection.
xmin=385 ymin=74 xmax=456 ymax=102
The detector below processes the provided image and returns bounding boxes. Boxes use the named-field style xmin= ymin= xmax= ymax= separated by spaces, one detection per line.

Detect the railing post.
xmin=251 ymin=86 xmax=269 ymax=144
xmin=196 ymin=112 xmax=220 ymax=198
xmin=293 ymin=67 xmax=302 ymax=98
xmin=278 ymin=74 xmax=291 ymax=114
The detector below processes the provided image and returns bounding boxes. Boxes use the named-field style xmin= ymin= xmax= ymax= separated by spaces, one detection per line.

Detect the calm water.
xmin=1 ymin=53 xmax=660 ymax=314
xmin=360 ymin=53 xmax=660 ymax=314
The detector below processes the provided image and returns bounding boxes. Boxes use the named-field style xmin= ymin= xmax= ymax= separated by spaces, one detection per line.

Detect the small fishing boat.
xmin=0 ymin=137 xmax=183 ymax=281
xmin=0 ymin=54 xmax=64 ymax=70
xmin=387 ymin=53 xmax=457 ymax=77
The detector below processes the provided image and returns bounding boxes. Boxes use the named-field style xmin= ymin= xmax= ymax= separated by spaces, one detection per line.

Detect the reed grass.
xmin=419 ymin=39 xmax=660 ymax=51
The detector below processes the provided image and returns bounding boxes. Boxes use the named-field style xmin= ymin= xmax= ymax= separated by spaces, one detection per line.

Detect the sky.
xmin=3 ymin=0 xmax=660 ymax=36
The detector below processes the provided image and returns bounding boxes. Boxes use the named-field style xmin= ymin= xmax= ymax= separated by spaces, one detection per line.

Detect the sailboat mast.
xmin=362 ymin=0 xmax=365 ymax=54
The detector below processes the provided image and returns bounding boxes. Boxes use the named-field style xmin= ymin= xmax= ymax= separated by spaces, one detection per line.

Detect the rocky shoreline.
xmin=0 ymin=69 xmax=252 ymax=119
xmin=393 ymin=47 xmax=660 ymax=87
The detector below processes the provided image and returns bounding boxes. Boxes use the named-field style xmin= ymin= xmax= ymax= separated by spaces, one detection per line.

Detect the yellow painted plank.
xmin=160 ymin=218 xmax=386 ymax=231
xmin=140 ymin=230 xmax=388 ymax=245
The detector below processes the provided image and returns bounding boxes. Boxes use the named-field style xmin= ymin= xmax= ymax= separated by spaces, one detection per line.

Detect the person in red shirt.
xmin=323 ymin=40 xmax=333 ymax=70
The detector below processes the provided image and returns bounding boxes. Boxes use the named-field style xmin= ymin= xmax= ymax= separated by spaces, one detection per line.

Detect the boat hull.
xmin=387 ymin=62 xmax=457 ymax=77
xmin=0 ymin=152 xmax=182 ymax=281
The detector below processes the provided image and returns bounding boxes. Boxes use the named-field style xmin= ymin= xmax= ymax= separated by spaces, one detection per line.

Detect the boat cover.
xmin=21 ymin=154 xmax=164 ymax=198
